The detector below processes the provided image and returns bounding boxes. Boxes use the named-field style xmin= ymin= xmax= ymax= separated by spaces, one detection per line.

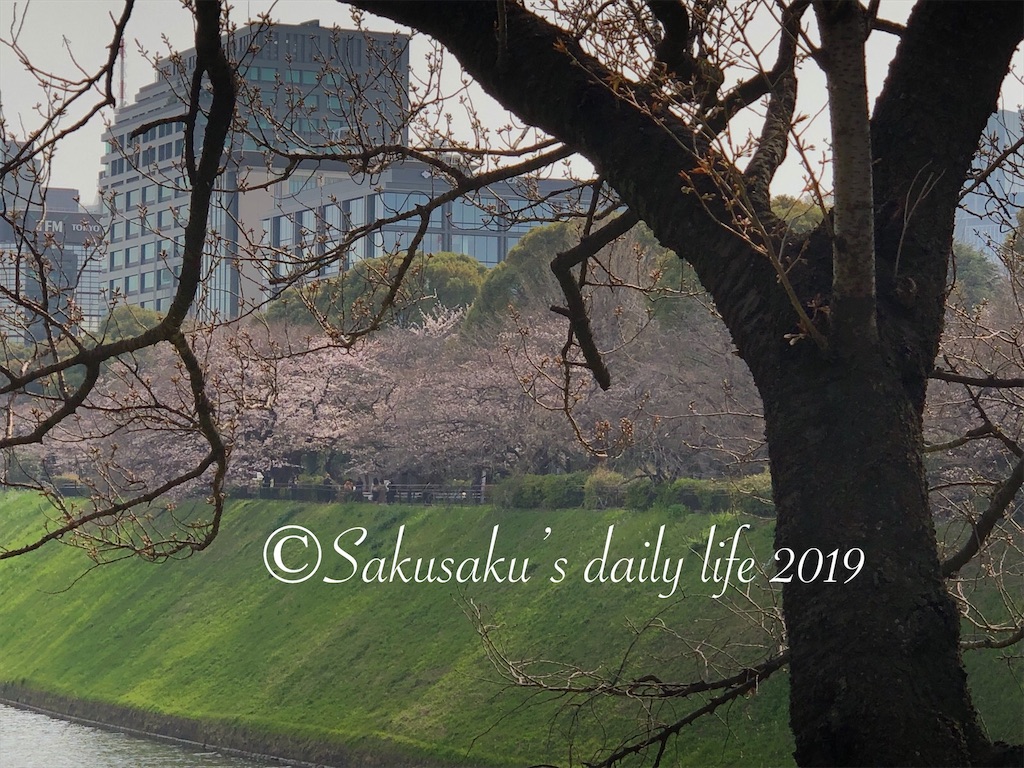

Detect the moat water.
xmin=0 ymin=703 xmax=281 ymax=767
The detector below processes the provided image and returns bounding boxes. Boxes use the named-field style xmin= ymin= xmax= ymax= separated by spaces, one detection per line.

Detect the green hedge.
xmin=624 ymin=477 xmax=656 ymax=510
xmin=493 ymin=472 xmax=587 ymax=509
xmin=583 ymin=469 xmax=626 ymax=510
xmin=492 ymin=470 xmax=773 ymax=515
xmin=655 ymin=473 xmax=773 ymax=517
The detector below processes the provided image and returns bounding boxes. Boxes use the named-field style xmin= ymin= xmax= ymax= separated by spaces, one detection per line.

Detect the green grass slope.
xmin=0 ymin=494 xmax=1019 ymax=766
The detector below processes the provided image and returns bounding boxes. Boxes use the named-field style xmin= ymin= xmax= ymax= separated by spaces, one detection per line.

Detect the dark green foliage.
xmin=771 ymin=195 xmax=825 ymax=235
xmin=267 ymin=251 xmax=487 ymax=328
xmin=492 ymin=475 xmax=542 ymax=509
xmin=101 ymin=304 xmax=163 ymax=341
xmin=950 ymin=241 xmax=1001 ymax=308
xmin=539 ymin=472 xmax=587 ymax=508
xmin=655 ymin=473 xmax=774 ymax=516
xmin=623 ymin=476 xmax=656 ymax=510
xmin=417 ymin=251 xmax=488 ymax=313
xmin=657 ymin=478 xmax=723 ymax=512
xmin=463 ymin=222 xmax=576 ymax=330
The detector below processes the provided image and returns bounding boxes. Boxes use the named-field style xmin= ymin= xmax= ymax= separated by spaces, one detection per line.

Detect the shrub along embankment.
xmin=0 ymin=493 xmax=1018 ymax=766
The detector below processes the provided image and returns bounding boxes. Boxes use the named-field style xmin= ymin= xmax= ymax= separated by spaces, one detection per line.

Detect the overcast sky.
xmin=1 ymin=1 xmax=1020 ymax=207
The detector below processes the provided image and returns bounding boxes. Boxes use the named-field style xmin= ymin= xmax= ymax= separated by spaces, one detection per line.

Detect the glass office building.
xmin=260 ymin=160 xmax=572 ymax=283
xmin=98 ymin=20 xmax=410 ymax=320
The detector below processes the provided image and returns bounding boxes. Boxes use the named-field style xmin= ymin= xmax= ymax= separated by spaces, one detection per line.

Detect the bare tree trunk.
xmin=763 ymin=344 xmax=984 ymax=765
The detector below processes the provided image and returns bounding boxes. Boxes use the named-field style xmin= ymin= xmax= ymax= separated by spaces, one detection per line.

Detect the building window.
xmin=296 ymin=209 xmax=317 ymax=259
xmin=288 ymin=174 xmax=316 ymax=196
xmin=347 ymin=37 xmax=364 ymax=68
xmin=157 ymin=210 xmax=170 ymax=229
xmin=109 ymin=250 xmax=124 ymax=270
xmin=380 ymin=191 xmax=442 ymax=228
xmin=141 ymin=242 xmax=155 ymax=263
xmin=451 ymin=234 xmax=500 ymax=266
xmin=323 ymin=204 xmax=343 ymax=249
xmin=276 ymin=215 xmax=294 ymax=250
xmin=452 ymin=197 xmax=498 ymax=229
xmin=344 ymin=197 xmax=365 ymax=230
xmin=124 ymin=246 xmax=135 ymax=266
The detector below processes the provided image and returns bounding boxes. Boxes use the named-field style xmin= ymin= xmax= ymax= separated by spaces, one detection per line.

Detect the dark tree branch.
xmin=962 ymin=624 xmax=1024 ymax=651
xmin=941 ymin=456 xmax=1024 ymax=578
xmin=960 ymin=133 xmax=1024 ymax=202
xmin=0 ymin=449 xmax=222 ymax=560
xmin=129 ymin=113 xmax=189 ymax=140
xmin=0 ymin=362 xmax=100 ymax=449
xmin=741 ymin=0 xmax=806 ymax=212
xmin=930 ymin=368 xmax=1024 ymax=389
xmin=707 ymin=0 xmax=810 ymax=136
xmin=865 ymin=0 xmax=905 ymax=37
xmin=924 ymin=424 xmax=994 ymax=454
xmin=167 ymin=0 xmax=237 ymax=329
xmin=870 ymin=17 xmax=905 ymax=37
xmin=550 ymin=209 xmax=641 ymax=390
xmin=585 ymin=653 xmax=789 ymax=768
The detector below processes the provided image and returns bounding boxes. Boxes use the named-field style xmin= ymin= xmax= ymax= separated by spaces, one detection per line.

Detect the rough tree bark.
xmin=351 ymin=1 xmax=1024 ymax=765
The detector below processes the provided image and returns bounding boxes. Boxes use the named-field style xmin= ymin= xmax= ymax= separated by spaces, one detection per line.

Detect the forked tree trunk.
xmin=762 ymin=346 xmax=984 ymax=766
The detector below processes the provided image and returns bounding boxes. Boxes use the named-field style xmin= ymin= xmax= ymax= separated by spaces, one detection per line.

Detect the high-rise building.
xmin=0 ymin=184 xmax=104 ymax=340
xmin=99 ymin=20 xmax=410 ymax=320
xmin=2 ymin=140 xmax=105 ymax=340
xmin=955 ymin=109 xmax=1023 ymax=255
